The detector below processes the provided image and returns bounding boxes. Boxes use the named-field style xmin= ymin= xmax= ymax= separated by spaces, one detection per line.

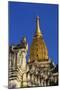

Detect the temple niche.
xmin=8 ymin=16 xmax=58 ymax=88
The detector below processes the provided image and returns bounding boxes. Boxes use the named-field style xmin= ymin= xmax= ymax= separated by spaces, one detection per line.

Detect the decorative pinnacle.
xmin=35 ymin=16 xmax=42 ymax=36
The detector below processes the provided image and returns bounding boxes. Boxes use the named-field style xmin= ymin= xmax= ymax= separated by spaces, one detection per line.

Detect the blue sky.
xmin=9 ymin=2 xmax=58 ymax=64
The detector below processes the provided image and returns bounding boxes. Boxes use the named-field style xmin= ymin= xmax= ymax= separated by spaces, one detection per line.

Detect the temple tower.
xmin=9 ymin=37 xmax=28 ymax=88
xmin=30 ymin=16 xmax=48 ymax=61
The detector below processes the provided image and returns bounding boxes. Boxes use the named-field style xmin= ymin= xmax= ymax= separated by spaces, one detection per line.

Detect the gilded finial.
xmin=35 ymin=16 xmax=42 ymax=37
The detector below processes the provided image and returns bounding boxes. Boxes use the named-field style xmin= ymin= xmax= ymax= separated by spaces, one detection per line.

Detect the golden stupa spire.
xmin=30 ymin=16 xmax=48 ymax=61
xmin=35 ymin=16 xmax=42 ymax=37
